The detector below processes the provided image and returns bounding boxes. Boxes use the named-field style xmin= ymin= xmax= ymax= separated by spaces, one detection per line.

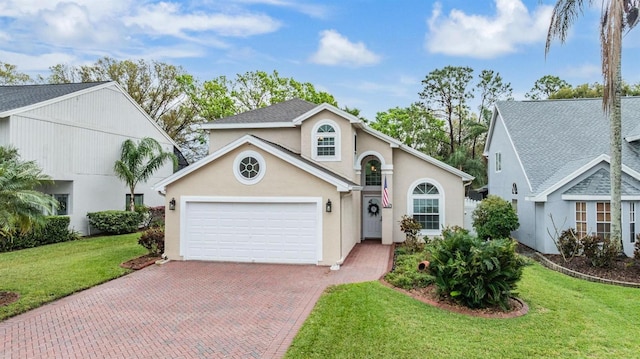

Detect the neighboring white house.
xmin=485 ymin=98 xmax=640 ymax=257
xmin=0 ymin=82 xmax=182 ymax=235
xmin=154 ymin=99 xmax=474 ymax=267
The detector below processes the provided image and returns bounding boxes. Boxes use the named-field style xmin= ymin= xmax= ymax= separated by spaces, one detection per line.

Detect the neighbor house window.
xmin=312 ymin=121 xmax=340 ymax=161
xmin=575 ymin=202 xmax=587 ymax=238
xmin=410 ymin=182 xmax=442 ymax=231
xmin=596 ymin=202 xmax=611 ymax=240
xmin=511 ymin=199 xmax=518 ymax=214
xmin=512 ymin=183 xmax=518 ymax=195
xmin=365 ymin=159 xmax=381 ymax=186
xmin=54 ymin=194 xmax=69 ymax=215
xmin=125 ymin=194 xmax=144 ymax=209
xmin=631 ymin=202 xmax=636 ymax=243
xmin=495 ymin=152 xmax=502 ymax=172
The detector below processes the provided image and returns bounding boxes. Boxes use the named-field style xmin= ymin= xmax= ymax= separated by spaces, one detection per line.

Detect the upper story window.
xmin=408 ymin=180 xmax=443 ymax=233
xmin=495 ymin=152 xmax=502 ymax=172
xmin=312 ymin=121 xmax=341 ymax=161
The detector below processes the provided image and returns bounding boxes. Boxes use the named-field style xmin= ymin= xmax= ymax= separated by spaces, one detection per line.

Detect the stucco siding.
xmin=164 ymin=144 xmax=343 ymax=266
xmin=300 ymin=110 xmax=356 ymax=179
xmin=208 ymin=127 xmax=301 ymax=154
xmin=393 ymin=149 xmax=466 ymax=242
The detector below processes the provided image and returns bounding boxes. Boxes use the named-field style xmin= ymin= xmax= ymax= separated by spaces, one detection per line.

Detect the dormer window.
xmin=312 ymin=121 xmax=341 ymax=161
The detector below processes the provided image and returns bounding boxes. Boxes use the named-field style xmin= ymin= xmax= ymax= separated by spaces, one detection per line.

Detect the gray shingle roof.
xmin=0 ymin=82 xmax=107 ymax=114
xmin=495 ymin=97 xmax=640 ymax=194
xmin=563 ymin=168 xmax=640 ymax=196
xmin=252 ymin=135 xmax=359 ymax=187
xmin=214 ymin=98 xmax=318 ymax=124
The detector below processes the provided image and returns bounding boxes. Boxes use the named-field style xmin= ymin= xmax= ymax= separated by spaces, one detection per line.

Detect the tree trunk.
xmin=130 ymin=186 xmax=136 ymax=212
xmin=610 ymin=55 xmax=622 ymax=253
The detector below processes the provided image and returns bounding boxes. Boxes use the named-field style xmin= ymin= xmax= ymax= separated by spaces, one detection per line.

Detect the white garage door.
xmin=183 ymin=201 xmax=319 ymax=264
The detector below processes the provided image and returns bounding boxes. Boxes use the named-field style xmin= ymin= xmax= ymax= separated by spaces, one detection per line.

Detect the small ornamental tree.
xmin=472 ymin=195 xmax=519 ymax=240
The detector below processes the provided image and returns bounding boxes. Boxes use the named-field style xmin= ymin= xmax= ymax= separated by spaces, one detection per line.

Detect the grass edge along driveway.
xmin=0 ymin=233 xmax=146 ymax=321
xmin=285 ymin=262 xmax=640 ymax=359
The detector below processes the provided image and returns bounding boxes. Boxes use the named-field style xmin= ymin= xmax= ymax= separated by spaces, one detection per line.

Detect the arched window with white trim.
xmin=408 ymin=180 xmax=444 ymax=233
xmin=312 ymin=121 xmax=340 ymax=161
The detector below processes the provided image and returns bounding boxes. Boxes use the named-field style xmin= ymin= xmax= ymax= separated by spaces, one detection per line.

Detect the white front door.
xmin=363 ymin=195 xmax=382 ymax=238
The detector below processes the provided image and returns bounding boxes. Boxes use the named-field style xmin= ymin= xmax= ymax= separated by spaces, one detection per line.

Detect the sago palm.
xmin=546 ymin=0 xmax=640 ymax=250
xmin=114 ymin=137 xmax=176 ymax=211
xmin=0 ymin=147 xmax=58 ymax=236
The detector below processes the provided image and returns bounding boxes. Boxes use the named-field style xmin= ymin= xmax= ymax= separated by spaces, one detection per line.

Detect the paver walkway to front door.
xmin=0 ymin=241 xmax=391 ymax=359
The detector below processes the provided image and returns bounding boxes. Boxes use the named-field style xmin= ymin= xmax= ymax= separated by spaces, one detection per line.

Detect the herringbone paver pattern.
xmin=0 ymin=242 xmax=390 ymax=359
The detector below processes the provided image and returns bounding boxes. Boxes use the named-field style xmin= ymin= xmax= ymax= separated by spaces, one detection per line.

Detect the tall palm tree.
xmin=0 ymin=147 xmax=58 ymax=236
xmin=114 ymin=137 xmax=177 ymax=212
xmin=546 ymin=1 xmax=639 ymax=250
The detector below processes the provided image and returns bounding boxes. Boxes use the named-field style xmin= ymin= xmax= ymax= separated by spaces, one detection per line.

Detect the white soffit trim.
xmin=201 ymin=122 xmax=296 ymax=129
xmin=562 ymin=194 xmax=640 ymax=201
xmin=153 ymin=134 xmax=356 ymax=192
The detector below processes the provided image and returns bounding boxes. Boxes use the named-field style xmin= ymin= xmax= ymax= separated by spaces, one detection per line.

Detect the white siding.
xmin=7 ymin=84 xmax=174 ymax=234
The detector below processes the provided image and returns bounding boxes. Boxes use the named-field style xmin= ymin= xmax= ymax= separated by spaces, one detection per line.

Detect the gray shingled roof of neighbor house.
xmin=563 ymin=168 xmax=640 ymax=196
xmin=495 ymin=97 xmax=640 ymax=194
xmin=213 ymin=98 xmax=318 ymax=124
xmin=0 ymin=82 xmax=107 ymax=113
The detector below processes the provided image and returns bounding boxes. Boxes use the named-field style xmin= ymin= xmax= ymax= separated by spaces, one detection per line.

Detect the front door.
xmin=363 ymin=195 xmax=382 ymax=238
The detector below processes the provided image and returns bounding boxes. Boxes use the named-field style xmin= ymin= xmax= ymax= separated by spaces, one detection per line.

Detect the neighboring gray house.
xmin=0 ymin=82 xmax=179 ymax=235
xmin=485 ymin=98 xmax=640 ymax=257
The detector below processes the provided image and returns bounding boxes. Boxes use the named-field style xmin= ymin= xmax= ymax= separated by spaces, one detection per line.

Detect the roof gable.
xmin=493 ymin=97 xmax=640 ymax=194
xmin=153 ymin=134 xmax=361 ymax=192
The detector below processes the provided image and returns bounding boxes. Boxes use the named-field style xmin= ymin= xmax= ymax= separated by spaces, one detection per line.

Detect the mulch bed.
xmin=543 ymin=254 xmax=640 ymax=284
xmin=120 ymin=254 xmax=161 ymax=270
xmin=0 ymin=291 xmax=19 ymax=307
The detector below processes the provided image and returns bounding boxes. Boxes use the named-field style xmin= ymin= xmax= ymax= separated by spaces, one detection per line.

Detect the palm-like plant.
xmin=114 ymin=137 xmax=177 ymax=212
xmin=0 ymin=147 xmax=58 ymax=236
xmin=546 ymin=1 xmax=640 ymax=250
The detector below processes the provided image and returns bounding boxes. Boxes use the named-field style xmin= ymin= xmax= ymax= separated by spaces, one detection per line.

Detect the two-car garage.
xmin=181 ymin=198 xmax=322 ymax=264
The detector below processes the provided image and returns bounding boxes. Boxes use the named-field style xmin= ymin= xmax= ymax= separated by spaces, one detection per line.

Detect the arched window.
xmin=313 ymin=121 xmax=340 ymax=161
xmin=409 ymin=181 xmax=443 ymax=232
xmin=512 ymin=183 xmax=518 ymax=195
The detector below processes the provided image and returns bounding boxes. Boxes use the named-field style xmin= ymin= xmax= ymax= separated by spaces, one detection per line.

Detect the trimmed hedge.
xmin=87 ymin=210 xmax=142 ymax=235
xmin=0 ymin=216 xmax=78 ymax=253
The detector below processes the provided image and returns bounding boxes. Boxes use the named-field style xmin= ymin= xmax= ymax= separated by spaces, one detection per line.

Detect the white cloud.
xmin=426 ymin=0 xmax=553 ymax=59
xmin=236 ymin=0 xmax=330 ymax=19
xmin=309 ymin=30 xmax=381 ymax=67
xmin=122 ymin=2 xmax=281 ymax=38
xmin=0 ymin=50 xmax=77 ymax=72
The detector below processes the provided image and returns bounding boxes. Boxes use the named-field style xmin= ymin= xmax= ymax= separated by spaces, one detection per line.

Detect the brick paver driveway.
xmin=0 ymin=242 xmax=390 ymax=359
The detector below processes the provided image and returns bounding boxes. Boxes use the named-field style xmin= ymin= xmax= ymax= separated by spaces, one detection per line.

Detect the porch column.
xmin=381 ymin=169 xmax=393 ymax=245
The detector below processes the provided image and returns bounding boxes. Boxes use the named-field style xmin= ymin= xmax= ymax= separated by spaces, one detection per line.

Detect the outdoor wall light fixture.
xmin=326 ymin=199 xmax=332 ymax=213
xmin=169 ymin=198 xmax=176 ymax=210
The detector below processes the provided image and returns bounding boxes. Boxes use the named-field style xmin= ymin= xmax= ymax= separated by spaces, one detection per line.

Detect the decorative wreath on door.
xmin=367 ymin=200 xmax=380 ymax=217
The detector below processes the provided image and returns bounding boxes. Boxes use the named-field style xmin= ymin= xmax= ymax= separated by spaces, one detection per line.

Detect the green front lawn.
xmin=0 ymin=233 xmax=146 ymax=321
xmin=286 ymin=263 xmax=640 ymax=358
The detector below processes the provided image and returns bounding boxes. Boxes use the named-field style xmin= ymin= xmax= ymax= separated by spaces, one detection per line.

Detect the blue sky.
xmin=2 ymin=0 xmax=640 ymax=120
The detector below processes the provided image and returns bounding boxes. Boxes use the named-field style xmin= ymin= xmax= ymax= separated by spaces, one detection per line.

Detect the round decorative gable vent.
xmin=233 ymin=150 xmax=266 ymax=185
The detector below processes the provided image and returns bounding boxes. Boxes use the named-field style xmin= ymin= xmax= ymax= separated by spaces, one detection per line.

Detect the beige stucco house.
xmin=154 ymin=99 xmax=473 ymax=268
